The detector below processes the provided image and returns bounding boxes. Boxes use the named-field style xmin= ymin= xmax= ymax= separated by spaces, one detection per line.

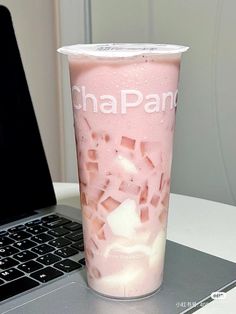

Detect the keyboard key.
xmin=44 ymin=218 xmax=71 ymax=229
xmin=0 ymin=237 xmax=14 ymax=247
xmin=71 ymin=241 xmax=84 ymax=251
xmin=48 ymin=227 xmax=70 ymax=237
xmin=49 ymin=237 xmax=72 ymax=248
xmin=18 ymin=260 xmax=43 ymax=273
xmin=55 ymin=247 xmax=78 ymax=258
xmin=0 ymin=268 xmax=24 ymax=281
xmin=31 ymin=233 xmax=54 ymax=244
xmin=32 ymin=244 xmax=54 ymax=255
xmin=79 ymin=258 xmax=86 ymax=266
xmin=13 ymin=251 xmax=37 ymax=263
xmin=30 ymin=267 xmax=63 ymax=283
xmin=25 ymin=219 xmax=41 ymax=227
xmin=0 ymin=279 xmax=4 ymax=285
xmin=37 ymin=253 xmax=61 ymax=266
xmin=65 ymin=231 xmax=83 ymax=242
xmin=27 ymin=225 xmax=48 ymax=235
xmin=0 ymin=277 xmax=39 ymax=302
xmin=41 ymin=215 xmax=60 ymax=223
xmin=0 ymin=257 xmax=19 ymax=270
xmin=0 ymin=231 xmax=8 ymax=237
xmin=14 ymin=239 xmax=37 ymax=250
xmin=64 ymin=222 xmax=82 ymax=232
xmin=0 ymin=246 xmax=19 ymax=257
xmin=9 ymin=231 xmax=31 ymax=241
xmin=8 ymin=225 xmax=26 ymax=233
xmin=54 ymin=259 xmax=82 ymax=273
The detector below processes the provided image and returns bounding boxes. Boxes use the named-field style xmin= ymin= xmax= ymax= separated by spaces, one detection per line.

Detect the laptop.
xmin=1 ymin=5 xmax=236 ymax=314
xmin=0 ymin=4 xmax=86 ymax=310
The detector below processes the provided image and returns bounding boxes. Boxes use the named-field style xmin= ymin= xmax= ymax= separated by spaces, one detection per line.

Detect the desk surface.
xmin=54 ymin=182 xmax=236 ymax=314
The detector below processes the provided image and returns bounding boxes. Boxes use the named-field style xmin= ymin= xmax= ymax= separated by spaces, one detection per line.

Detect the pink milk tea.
xmin=58 ymin=44 xmax=188 ymax=299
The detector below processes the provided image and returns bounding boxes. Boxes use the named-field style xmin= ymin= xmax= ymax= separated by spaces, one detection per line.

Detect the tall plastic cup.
xmin=58 ymin=44 xmax=188 ymax=299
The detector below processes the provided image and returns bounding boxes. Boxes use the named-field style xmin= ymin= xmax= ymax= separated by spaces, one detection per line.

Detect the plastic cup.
xmin=58 ymin=43 xmax=189 ymax=299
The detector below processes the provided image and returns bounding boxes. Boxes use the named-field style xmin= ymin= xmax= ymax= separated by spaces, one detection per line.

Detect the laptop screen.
xmin=0 ymin=6 xmax=56 ymax=224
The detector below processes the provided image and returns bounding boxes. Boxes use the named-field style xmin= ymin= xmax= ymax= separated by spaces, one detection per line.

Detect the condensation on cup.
xmin=58 ymin=43 xmax=189 ymax=299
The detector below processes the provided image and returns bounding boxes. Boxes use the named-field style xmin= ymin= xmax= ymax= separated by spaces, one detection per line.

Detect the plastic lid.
xmin=57 ymin=43 xmax=189 ymax=58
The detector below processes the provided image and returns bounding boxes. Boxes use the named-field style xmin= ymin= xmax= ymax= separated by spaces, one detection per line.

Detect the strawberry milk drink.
xmin=58 ymin=44 xmax=188 ymax=299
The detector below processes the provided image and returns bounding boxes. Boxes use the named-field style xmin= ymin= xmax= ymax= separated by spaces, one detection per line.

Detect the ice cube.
xmin=119 ymin=181 xmax=140 ymax=195
xmin=103 ymin=230 xmax=151 ymax=257
xmin=78 ymin=166 xmax=88 ymax=185
xmin=106 ymin=199 xmax=140 ymax=238
xmin=89 ymin=238 xmax=99 ymax=250
xmin=140 ymin=141 xmax=160 ymax=156
xmin=83 ymin=117 xmax=91 ymax=130
xmin=89 ymin=172 xmax=96 ymax=184
xmin=86 ymin=248 xmax=94 ymax=259
xmin=140 ymin=206 xmax=149 ymax=223
xmin=139 ymin=183 xmax=148 ymax=204
xmin=86 ymin=162 xmax=98 ymax=172
xmin=88 ymin=149 xmax=97 ymax=160
xmin=159 ymin=209 xmax=168 ymax=226
xmin=91 ymin=131 xmax=110 ymax=143
xmin=88 ymin=187 xmax=104 ymax=202
xmin=92 ymin=267 xmax=101 ymax=279
xmin=104 ymin=242 xmax=151 ymax=258
xmin=144 ymin=156 xmax=155 ymax=169
xmin=95 ymin=267 xmax=142 ymax=290
xmin=140 ymin=142 xmax=146 ymax=157
xmin=136 ymin=158 xmax=154 ymax=177
xmin=91 ymin=132 xmax=98 ymax=140
xmin=97 ymin=229 xmax=106 ymax=240
xmin=101 ymin=197 xmax=120 ymax=212
xmin=140 ymin=142 xmax=161 ymax=169
xmin=149 ymin=229 xmax=166 ymax=268
xmin=88 ymin=199 xmax=97 ymax=211
xmin=89 ymin=173 xmax=109 ymax=189
xmin=150 ymin=194 xmax=160 ymax=207
xmin=83 ymin=208 xmax=92 ymax=219
xmin=104 ymin=134 xmax=110 ymax=142
xmin=159 ymin=173 xmax=164 ymax=191
xmin=92 ymin=217 xmax=105 ymax=233
xmin=121 ymin=136 xmax=136 ymax=150
xmin=161 ymin=192 xmax=169 ymax=209
xmin=80 ymin=192 xmax=88 ymax=206
xmin=116 ymin=155 xmax=138 ymax=174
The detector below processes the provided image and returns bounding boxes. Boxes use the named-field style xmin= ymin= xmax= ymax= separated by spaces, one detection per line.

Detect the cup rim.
xmin=57 ymin=43 xmax=189 ymax=59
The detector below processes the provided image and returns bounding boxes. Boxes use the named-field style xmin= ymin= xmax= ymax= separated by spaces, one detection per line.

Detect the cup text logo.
xmin=72 ymin=85 xmax=178 ymax=114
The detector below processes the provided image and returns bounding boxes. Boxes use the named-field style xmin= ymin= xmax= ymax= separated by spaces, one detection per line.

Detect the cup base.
xmin=87 ymin=282 xmax=162 ymax=301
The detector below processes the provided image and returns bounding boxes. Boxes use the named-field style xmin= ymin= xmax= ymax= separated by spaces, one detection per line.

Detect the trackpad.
xmin=4 ymin=282 xmax=132 ymax=314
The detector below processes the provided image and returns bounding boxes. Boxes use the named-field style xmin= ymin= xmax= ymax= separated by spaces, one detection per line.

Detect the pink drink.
xmin=58 ymin=44 xmax=188 ymax=299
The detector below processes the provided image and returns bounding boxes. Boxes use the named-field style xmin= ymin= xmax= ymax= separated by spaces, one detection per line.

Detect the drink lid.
xmin=58 ymin=43 xmax=189 ymax=58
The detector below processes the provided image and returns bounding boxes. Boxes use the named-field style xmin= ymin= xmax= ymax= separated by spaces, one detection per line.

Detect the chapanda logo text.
xmin=72 ymin=85 xmax=178 ymax=114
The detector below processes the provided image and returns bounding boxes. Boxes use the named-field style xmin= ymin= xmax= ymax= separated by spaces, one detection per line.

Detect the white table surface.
xmin=54 ymin=182 xmax=236 ymax=314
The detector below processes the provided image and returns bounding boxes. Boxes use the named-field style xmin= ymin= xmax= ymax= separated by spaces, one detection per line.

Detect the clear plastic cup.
xmin=58 ymin=43 xmax=189 ymax=299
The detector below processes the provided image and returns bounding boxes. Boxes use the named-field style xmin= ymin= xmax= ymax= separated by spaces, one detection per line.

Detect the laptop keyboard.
xmin=0 ymin=214 xmax=85 ymax=302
